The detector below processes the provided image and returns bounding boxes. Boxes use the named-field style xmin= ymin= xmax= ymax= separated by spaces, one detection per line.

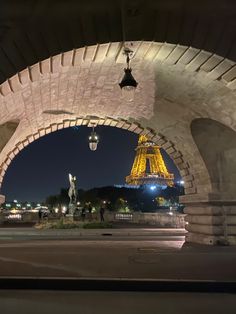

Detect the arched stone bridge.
xmin=0 ymin=1 xmax=236 ymax=245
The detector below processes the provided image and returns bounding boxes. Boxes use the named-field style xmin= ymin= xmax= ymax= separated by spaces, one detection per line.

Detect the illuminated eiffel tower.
xmin=126 ymin=135 xmax=174 ymax=186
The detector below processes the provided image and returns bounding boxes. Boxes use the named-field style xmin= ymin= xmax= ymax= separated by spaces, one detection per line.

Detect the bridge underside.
xmin=0 ymin=1 xmax=236 ymax=245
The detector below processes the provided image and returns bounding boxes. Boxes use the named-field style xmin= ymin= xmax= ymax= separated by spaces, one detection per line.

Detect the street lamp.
xmin=88 ymin=126 xmax=99 ymax=151
xmin=119 ymin=47 xmax=138 ymax=102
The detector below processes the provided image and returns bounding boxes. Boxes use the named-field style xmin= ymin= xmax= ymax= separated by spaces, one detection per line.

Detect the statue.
xmin=68 ymin=173 xmax=77 ymax=215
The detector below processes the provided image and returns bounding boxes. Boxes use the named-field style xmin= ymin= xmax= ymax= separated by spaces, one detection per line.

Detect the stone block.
xmin=185 ymin=214 xmax=223 ymax=225
xmin=178 ymin=47 xmax=199 ymax=65
xmin=184 ymin=187 xmax=197 ymax=195
xmin=200 ymin=55 xmax=223 ymax=73
xmin=185 ymin=223 xmax=223 ymax=235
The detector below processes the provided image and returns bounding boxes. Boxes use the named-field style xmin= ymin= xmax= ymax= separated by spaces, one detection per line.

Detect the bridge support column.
xmin=0 ymin=194 xmax=5 ymax=205
xmin=181 ymin=194 xmax=236 ymax=245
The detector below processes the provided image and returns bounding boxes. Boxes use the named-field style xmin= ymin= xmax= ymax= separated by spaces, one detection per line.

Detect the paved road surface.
xmin=0 ymin=228 xmax=235 ymax=281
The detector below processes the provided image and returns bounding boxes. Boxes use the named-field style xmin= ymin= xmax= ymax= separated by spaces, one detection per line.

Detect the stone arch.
xmin=0 ymin=120 xmax=20 ymax=154
xmin=1 ymin=42 xmax=236 ymax=98
xmin=1 ymin=1 xmax=236 ymax=83
xmin=191 ymin=118 xmax=236 ymax=199
xmin=1 ymin=41 xmax=236 ymax=203
xmin=0 ymin=116 xmax=195 ymax=194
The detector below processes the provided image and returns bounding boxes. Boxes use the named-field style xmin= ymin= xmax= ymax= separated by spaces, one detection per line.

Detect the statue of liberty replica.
xmin=68 ymin=173 xmax=78 ymax=216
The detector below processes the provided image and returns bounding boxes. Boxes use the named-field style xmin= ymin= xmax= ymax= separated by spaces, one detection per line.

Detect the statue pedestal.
xmin=68 ymin=203 xmax=76 ymax=216
xmin=64 ymin=215 xmax=74 ymax=222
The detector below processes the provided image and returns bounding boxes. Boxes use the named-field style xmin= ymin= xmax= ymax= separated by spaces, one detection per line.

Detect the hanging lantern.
xmin=88 ymin=126 xmax=99 ymax=151
xmin=119 ymin=47 xmax=138 ymax=102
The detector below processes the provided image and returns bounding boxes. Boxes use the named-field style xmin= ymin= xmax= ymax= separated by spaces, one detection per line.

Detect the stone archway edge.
xmin=0 ymin=42 xmax=235 ymax=97
xmin=0 ymin=116 xmax=195 ymax=194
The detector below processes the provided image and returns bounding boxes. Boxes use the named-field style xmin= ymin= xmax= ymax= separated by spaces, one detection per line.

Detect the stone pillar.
xmin=180 ymin=194 xmax=236 ymax=245
xmin=0 ymin=194 xmax=5 ymax=205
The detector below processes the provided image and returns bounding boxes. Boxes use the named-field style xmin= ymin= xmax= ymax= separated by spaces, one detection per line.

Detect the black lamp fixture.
xmin=119 ymin=47 xmax=138 ymax=102
xmin=88 ymin=125 xmax=99 ymax=151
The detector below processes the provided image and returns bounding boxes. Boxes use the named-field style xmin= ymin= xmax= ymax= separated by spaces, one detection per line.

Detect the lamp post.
xmin=119 ymin=47 xmax=138 ymax=102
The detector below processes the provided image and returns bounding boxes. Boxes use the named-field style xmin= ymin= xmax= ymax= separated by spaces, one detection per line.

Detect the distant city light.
xmin=150 ymin=185 xmax=157 ymax=191
xmin=13 ymin=200 xmax=18 ymax=203
xmin=54 ymin=208 xmax=59 ymax=214
xmin=37 ymin=203 xmax=41 ymax=207
xmin=62 ymin=206 xmax=67 ymax=214
xmin=26 ymin=203 xmax=31 ymax=207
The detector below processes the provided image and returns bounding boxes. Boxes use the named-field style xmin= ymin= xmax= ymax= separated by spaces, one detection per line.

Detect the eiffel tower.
xmin=126 ymin=135 xmax=174 ymax=186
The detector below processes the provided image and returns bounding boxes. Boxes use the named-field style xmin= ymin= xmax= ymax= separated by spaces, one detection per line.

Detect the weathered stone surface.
xmin=185 ymin=223 xmax=223 ymax=235
xmin=185 ymin=215 xmax=223 ymax=225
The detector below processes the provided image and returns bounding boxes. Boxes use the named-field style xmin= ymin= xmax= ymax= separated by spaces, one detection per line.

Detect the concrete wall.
xmin=0 ymin=211 xmax=186 ymax=229
xmin=105 ymin=212 xmax=186 ymax=228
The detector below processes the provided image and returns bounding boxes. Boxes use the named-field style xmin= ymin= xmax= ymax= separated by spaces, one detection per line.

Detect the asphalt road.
xmin=0 ymin=228 xmax=235 ymax=281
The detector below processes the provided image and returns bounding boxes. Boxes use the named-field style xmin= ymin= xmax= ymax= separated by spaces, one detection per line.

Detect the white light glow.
xmin=89 ymin=142 xmax=98 ymax=151
xmin=121 ymin=86 xmax=136 ymax=102
xmin=150 ymin=185 xmax=157 ymax=191
xmin=62 ymin=206 xmax=67 ymax=214
xmin=8 ymin=214 xmax=22 ymax=220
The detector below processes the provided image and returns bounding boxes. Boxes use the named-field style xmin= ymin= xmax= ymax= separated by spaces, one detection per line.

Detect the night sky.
xmin=1 ymin=126 xmax=181 ymax=202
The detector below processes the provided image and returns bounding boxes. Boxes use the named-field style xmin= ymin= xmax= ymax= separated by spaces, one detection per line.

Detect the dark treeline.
xmin=45 ymin=185 xmax=184 ymax=213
